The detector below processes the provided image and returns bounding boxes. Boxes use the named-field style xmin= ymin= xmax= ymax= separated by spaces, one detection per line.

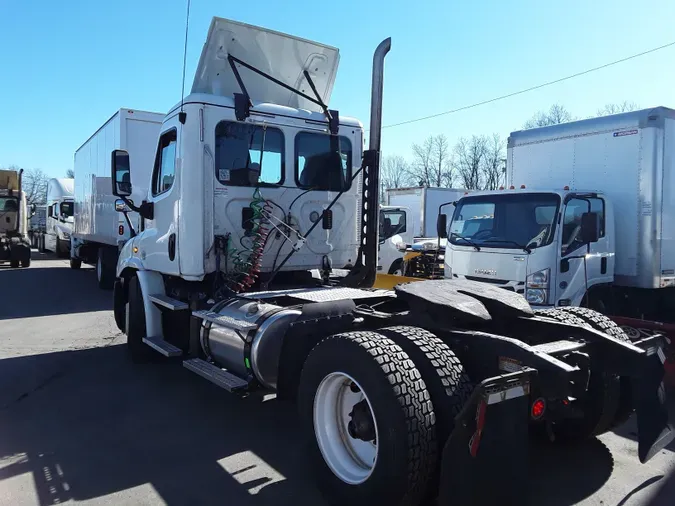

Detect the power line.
xmin=379 ymin=40 xmax=675 ymax=131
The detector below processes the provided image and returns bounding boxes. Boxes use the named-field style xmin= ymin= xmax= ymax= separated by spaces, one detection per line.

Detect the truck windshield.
xmin=60 ymin=201 xmax=73 ymax=217
xmin=0 ymin=196 xmax=19 ymax=213
xmin=449 ymin=192 xmax=560 ymax=250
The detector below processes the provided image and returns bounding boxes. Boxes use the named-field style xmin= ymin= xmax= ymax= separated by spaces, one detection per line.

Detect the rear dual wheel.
xmin=298 ymin=328 xmax=470 ymax=506
xmin=535 ymin=307 xmax=631 ymax=439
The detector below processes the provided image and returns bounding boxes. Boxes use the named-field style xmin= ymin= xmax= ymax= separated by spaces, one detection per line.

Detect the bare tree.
xmin=19 ymin=167 xmax=49 ymax=205
xmin=66 ymin=169 xmax=75 ymax=178
xmin=380 ymin=155 xmax=410 ymax=202
xmin=481 ymin=134 xmax=506 ymax=190
xmin=596 ymin=101 xmax=638 ymax=117
xmin=452 ymin=136 xmax=487 ymax=190
xmin=409 ymin=134 xmax=452 ymax=187
xmin=409 ymin=136 xmax=434 ymax=187
xmin=524 ymin=104 xmax=575 ymax=129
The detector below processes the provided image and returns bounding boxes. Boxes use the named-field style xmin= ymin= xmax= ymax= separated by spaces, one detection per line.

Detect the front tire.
xmin=298 ymin=331 xmax=436 ymax=506
xmin=388 ymin=259 xmax=404 ymax=276
xmin=70 ymin=257 xmax=82 ymax=269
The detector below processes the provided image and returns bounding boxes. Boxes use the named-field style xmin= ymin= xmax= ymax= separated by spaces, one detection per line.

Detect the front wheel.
xmin=97 ymin=248 xmax=115 ymax=290
xmin=298 ymin=331 xmax=436 ymax=506
xmin=126 ymin=276 xmax=153 ymax=363
xmin=70 ymin=257 xmax=82 ymax=269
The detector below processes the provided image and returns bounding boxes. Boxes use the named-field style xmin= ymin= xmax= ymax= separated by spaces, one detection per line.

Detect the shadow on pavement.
xmin=529 ymin=436 xmax=614 ymax=505
xmin=0 ymin=344 xmax=623 ymax=506
xmin=0 ymin=264 xmax=109 ymax=320
xmin=0 ymin=345 xmax=324 ymax=506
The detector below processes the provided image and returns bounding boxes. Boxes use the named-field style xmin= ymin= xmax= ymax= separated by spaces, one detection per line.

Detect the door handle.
xmin=168 ymin=233 xmax=176 ymax=261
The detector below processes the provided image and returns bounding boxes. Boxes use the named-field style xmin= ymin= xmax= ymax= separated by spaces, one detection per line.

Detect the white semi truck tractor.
xmin=0 ymin=169 xmax=34 ymax=268
xmin=109 ymin=18 xmax=672 ymax=506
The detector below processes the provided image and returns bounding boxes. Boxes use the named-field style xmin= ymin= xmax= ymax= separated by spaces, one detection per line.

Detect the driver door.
xmin=137 ymin=122 xmax=181 ymax=275
xmin=378 ymin=208 xmax=408 ymax=274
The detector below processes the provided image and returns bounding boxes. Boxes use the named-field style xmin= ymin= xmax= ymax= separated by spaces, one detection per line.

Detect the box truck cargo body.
xmin=386 ymin=186 xmax=468 ymax=238
xmin=71 ymin=108 xmax=163 ymax=288
xmin=443 ymin=106 xmax=675 ymax=322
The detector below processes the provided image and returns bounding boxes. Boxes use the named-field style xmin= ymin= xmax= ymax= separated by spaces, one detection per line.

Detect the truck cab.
xmin=45 ymin=178 xmax=74 ymax=257
xmin=0 ymin=169 xmax=35 ymax=268
xmin=443 ymin=188 xmax=612 ymax=308
xmin=378 ymin=205 xmax=412 ymax=275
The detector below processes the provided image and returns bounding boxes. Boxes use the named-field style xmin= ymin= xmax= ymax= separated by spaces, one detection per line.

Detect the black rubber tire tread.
xmin=9 ymin=259 xmax=19 ymax=268
xmin=97 ymin=248 xmax=115 ymax=290
xmin=377 ymin=326 xmax=473 ymax=448
xmin=535 ymin=307 xmax=620 ymax=439
xmin=113 ymin=279 xmax=127 ymax=332
xmin=56 ymin=238 xmax=68 ymax=258
xmin=558 ymin=306 xmax=634 ymax=429
xmin=298 ymin=331 xmax=436 ymax=506
xmin=21 ymin=257 xmax=30 ymax=268
xmin=388 ymin=259 xmax=404 ymax=275
xmin=70 ymin=257 xmax=82 ymax=269
xmin=126 ymin=276 xmax=154 ymax=363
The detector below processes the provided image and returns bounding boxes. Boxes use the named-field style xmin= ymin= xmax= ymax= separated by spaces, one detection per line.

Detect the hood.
xmin=191 ymin=17 xmax=340 ymax=112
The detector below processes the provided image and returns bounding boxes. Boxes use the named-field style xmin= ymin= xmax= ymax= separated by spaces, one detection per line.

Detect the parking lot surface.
xmin=0 ymin=253 xmax=673 ymax=505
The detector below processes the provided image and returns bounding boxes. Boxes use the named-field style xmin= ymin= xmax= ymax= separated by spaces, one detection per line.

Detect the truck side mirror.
xmin=30 ymin=203 xmax=36 ymax=217
xmin=111 ymin=149 xmax=132 ymax=197
xmin=580 ymin=211 xmax=600 ymax=244
xmin=436 ymin=214 xmax=448 ymax=239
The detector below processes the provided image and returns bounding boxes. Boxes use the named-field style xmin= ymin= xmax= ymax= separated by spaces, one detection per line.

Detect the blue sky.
xmin=1 ymin=0 xmax=674 ymax=178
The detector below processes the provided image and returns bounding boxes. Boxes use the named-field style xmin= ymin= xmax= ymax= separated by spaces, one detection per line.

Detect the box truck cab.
xmin=442 ymin=106 xmax=675 ymax=322
xmin=44 ymin=178 xmax=74 ymax=257
xmin=0 ymin=169 xmax=35 ymax=268
xmin=378 ymin=205 xmax=412 ymax=275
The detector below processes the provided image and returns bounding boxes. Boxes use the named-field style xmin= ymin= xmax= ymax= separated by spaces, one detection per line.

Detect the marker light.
xmin=531 ymin=398 xmax=546 ymax=419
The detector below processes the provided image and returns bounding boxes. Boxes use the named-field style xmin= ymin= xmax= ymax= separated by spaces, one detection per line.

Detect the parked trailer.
xmin=386 ymin=186 xmax=468 ymax=238
xmin=109 ymin=18 xmax=672 ymax=506
xmin=0 ymin=169 xmax=35 ymax=268
xmin=71 ymin=109 xmax=163 ymax=289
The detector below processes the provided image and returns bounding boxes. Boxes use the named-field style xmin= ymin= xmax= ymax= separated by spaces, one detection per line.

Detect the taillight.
xmin=119 ymin=225 xmax=124 ymax=235
xmin=531 ymin=398 xmax=546 ymax=420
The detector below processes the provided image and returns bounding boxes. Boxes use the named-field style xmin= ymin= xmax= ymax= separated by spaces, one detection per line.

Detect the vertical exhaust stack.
xmin=356 ymin=37 xmax=391 ymax=288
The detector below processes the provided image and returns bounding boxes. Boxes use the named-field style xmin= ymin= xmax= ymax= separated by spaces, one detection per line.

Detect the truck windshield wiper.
xmin=450 ymin=233 xmax=480 ymax=251
xmin=483 ymin=239 xmax=531 ymax=253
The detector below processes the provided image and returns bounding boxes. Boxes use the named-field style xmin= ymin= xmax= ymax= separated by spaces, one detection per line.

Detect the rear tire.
xmin=126 ymin=276 xmax=153 ymax=363
xmin=535 ymin=308 xmax=621 ymax=439
xmin=10 ymin=259 xmax=19 ymax=268
xmin=70 ymin=257 xmax=82 ymax=269
xmin=298 ymin=331 xmax=436 ymax=506
xmin=558 ymin=306 xmax=634 ymax=429
xmin=97 ymin=247 xmax=115 ymax=290
xmin=377 ymin=326 xmax=472 ymax=448
xmin=21 ymin=256 xmax=30 ymax=268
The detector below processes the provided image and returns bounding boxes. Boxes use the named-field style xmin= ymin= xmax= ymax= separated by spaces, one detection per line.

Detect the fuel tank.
xmin=200 ymin=298 xmax=301 ymax=389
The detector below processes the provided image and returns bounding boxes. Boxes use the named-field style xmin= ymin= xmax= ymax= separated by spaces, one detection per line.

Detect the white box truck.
xmin=386 ymin=186 xmax=468 ymax=238
xmin=441 ymin=106 xmax=675 ymax=324
xmin=71 ymin=109 xmax=163 ymax=288
xmin=103 ymin=17 xmax=671 ymax=505
xmin=42 ymin=178 xmax=74 ymax=257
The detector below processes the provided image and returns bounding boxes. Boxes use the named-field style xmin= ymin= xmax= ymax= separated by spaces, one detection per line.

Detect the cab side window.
xmin=152 ymin=130 xmax=177 ymax=196
xmin=380 ymin=210 xmax=406 ymax=240
xmin=561 ymin=198 xmax=590 ymax=256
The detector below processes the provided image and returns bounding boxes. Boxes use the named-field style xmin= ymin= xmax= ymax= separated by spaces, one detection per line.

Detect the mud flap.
xmin=635 ymin=347 xmax=674 ymax=463
xmin=438 ymin=370 xmax=533 ymax=506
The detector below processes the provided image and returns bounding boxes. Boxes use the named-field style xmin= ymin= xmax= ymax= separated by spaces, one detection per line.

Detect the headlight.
xmin=526 ymin=288 xmax=547 ymax=305
xmin=422 ymin=242 xmax=437 ymax=251
xmin=526 ymin=268 xmax=550 ymax=304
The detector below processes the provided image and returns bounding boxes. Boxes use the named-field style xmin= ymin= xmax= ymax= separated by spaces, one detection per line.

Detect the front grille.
xmin=465 ymin=275 xmax=512 ymax=285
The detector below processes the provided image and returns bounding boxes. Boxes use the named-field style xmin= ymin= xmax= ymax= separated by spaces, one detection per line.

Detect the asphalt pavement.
xmin=0 ymin=252 xmax=673 ymax=506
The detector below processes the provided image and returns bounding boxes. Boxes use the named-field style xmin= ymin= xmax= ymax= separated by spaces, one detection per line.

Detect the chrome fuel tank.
xmin=200 ymin=299 xmax=301 ymax=389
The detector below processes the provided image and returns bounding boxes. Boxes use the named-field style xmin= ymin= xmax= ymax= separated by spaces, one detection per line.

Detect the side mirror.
xmin=30 ymin=203 xmax=36 ymax=217
xmin=436 ymin=214 xmax=448 ymax=239
xmin=115 ymin=199 xmax=132 ymax=213
xmin=580 ymin=212 xmax=600 ymax=244
xmin=111 ymin=149 xmax=132 ymax=197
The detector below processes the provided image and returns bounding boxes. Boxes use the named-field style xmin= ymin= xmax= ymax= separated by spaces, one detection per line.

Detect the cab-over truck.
xmin=109 ymin=18 xmax=673 ymax=506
